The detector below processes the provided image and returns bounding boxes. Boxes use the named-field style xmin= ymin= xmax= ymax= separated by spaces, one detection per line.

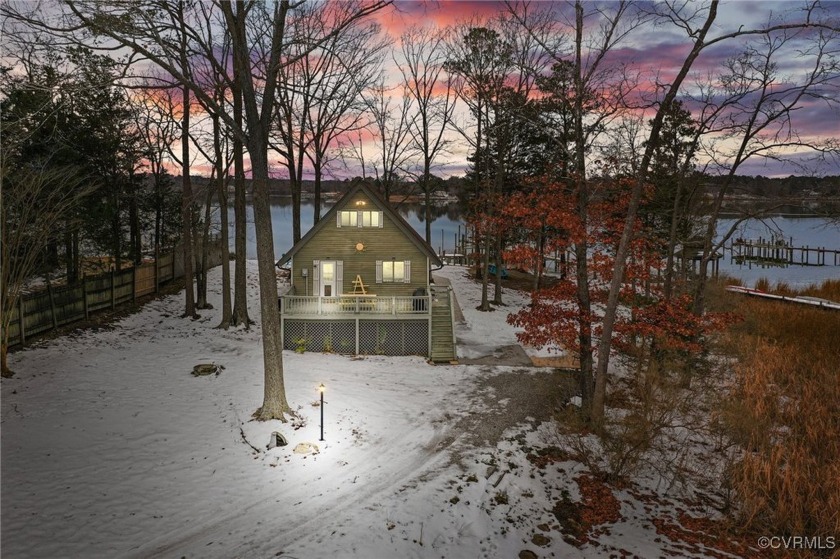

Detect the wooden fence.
xmin=5 ymin=254 xmax=174 ymax=347
xmin=3 ymin=242 xmax=215 ymax=348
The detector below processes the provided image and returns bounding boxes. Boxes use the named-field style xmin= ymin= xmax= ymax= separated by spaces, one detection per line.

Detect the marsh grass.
xmin=718 ymin=278 xmax=840 ymax=538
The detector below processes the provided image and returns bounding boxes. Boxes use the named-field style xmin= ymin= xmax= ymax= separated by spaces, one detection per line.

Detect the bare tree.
xmin=187 ymin=16 xmax=234 ymax=323
xmin=362 ymin=80 xmax=417 ymax=201
xmin=304 ymin=14 xmax=386 ymax=223
xmin=230 ymin=79 xmax=251 ymax=328
xmin=272 ymin=3 xmax=385 ymax=241
xmin=583 ymin=0 xmax=840 ymax=423
xmin=220 ymin=0 xmax=391 ymax=419
xmin=689 ymin=24 xmax=840 ymax=315
xmin=132 ymin=80 xmax=181 ymax=254
xmin=397 ymin=25 xmax=456 ymax=244
xmin=171 ymin=0 xmax=199 ymax=318
xmin=2 ymin=0 xmax=391 ymax=419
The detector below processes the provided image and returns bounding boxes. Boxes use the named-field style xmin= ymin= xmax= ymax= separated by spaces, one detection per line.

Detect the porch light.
xmin=318 ymin=383 xmax=326 ymax=441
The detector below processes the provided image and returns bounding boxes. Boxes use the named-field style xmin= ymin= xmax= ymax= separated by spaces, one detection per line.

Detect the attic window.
xmin=339 ymin=210 xmax=357 ymax=227
xmin=337 ymin=210 xmax=383 ymax=228
xmin=360 ymin=211 xmax=380 ymax=228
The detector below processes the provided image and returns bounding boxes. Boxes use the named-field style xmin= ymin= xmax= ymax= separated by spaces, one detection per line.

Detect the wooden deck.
xmin=279 ymin=291 xmax=458 ymax=360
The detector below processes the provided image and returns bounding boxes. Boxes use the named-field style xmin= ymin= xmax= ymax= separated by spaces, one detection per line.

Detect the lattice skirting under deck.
xmin=282 ymin=318 xmax=429 ymax=357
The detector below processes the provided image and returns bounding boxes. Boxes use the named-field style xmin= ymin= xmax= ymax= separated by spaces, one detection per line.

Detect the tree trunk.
xmin=0 ymin=342 xmax=9 ymax=378
xmin=423 ymin=165 xmax=432 ymax=245
xmin=129 ymin=178 xmax=141 ymax=266
xmin=479 ymin=224 xmax=491 ymax=311
xmin=181 ymin=82 xmax=197 ymax=318
xmin=155 ymin=173 xmax=162 ymax=251
xmin=231 ymin=83 xmax=251 ymax=327
xmin=195 ymin=180 xmax=213 ymax=309
xmin=493 ymin=233 xmax=503 ymax=305
xmin=592 ymin=1 xmax=719 ymax=424
xmin=477 ymin=101 xmax=491 ymax=311
xmin=532 ymin=227 xmax=544 ymax=292
xmin=291 ymin=174 xmax=302 ymax=244
xmin=572 ymin=0 xmax=595 ymax=421
xmin=574 ymin=198 xmax=594 ymax=417
xmin=313 ymin=164 xmax=322 ymax=225
xmin=250 ymin=147 xmax=292 ymax=420
xmin=214 ymin=114 xmax=232 ymax=328
xmin=112 ymin=194 xmax=122 ymax=271
xmin=492 ymin=151 xmax=505 ymax=306
xmin=64 ymin=225 xmax=76 ymax=284
xmin=663 ymin=176 xmax=686 ymax=300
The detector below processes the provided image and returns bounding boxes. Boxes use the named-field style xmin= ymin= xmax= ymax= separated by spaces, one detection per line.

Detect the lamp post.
xmin=318 ymin=383 xmax=326 ymax=441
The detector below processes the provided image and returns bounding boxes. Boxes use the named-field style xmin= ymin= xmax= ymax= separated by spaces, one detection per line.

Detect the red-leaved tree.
xmin=507 ymin=175 xmax=732 ymax=409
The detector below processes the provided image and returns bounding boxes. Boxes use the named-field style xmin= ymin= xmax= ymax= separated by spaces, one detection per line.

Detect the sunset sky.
xmin=171 ymin=1 xmax=840 ymax=180
xmin=349 ymin=1 xmax=840 ymax=179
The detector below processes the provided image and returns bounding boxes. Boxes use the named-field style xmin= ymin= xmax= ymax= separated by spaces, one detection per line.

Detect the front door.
xmin=320 ymin=261 xmax=335 ymax=297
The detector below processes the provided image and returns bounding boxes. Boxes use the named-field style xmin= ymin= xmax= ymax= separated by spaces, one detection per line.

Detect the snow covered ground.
xmin=2 ymin=262 xmax=748 ymax=558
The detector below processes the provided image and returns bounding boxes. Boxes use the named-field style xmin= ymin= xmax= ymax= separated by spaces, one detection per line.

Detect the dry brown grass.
xmin=753 ymin=277 xmax=772 ymax=292
xmin=720 ymin=280 xmax=840 ymax=540
xmin=801 ymin=278 xmax=840 ymax=302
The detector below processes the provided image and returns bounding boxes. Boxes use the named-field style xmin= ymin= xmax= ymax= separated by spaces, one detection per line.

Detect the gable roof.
xmin=276 ymin=182 xmax=443 ymax=267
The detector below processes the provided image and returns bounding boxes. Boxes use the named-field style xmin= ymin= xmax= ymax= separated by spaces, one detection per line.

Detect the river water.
xmin=231 ymin=200 xmax=839 ymax=289
xmin=717 ymin=216 xmax=839 ymax=287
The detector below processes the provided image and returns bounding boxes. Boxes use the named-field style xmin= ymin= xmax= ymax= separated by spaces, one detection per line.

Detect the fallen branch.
xmin=239 ymin=426 xmax=261 ymax=454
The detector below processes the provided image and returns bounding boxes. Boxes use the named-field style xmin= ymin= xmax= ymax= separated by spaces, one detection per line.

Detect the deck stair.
xmin=430 ymin=286 xmax=457 ymax=363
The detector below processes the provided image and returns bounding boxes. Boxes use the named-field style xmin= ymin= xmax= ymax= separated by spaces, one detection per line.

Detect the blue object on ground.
xmin=488 ymin=264 xmax=509 ymax=279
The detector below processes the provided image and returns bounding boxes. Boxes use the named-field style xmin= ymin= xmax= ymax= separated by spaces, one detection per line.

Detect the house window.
xmin=339 ymin=210 xmax=357 ymax=227
xmin=360 ymin=211 xmax=380 ymax=228
xmin=376 ymin=260 xmax=411 ymax=283
xmin=383 ymin=261 xmax=404 ymax=282
xmin=337 ymin=209 xmax=383 ymax=228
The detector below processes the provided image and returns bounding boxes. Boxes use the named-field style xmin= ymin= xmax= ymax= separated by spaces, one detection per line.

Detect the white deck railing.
xmin=280 ymin=295 xmax=431 ymax=316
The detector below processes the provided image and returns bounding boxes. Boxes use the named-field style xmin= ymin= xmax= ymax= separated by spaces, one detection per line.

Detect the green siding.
xmin=291 ymin=191 xmax=429 ymax=297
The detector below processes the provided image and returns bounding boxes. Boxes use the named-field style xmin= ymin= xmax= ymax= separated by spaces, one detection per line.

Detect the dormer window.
xmin=337 ymin=209 xmax=383 ymax=228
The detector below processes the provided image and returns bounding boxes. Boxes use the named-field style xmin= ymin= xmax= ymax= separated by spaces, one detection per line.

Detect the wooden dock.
xmin=730 ymin=237 xmax=840 ymax=267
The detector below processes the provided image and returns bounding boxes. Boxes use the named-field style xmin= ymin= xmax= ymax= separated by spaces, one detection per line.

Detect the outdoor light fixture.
xmin=318 ymin=383 xmax=326 ymax=441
